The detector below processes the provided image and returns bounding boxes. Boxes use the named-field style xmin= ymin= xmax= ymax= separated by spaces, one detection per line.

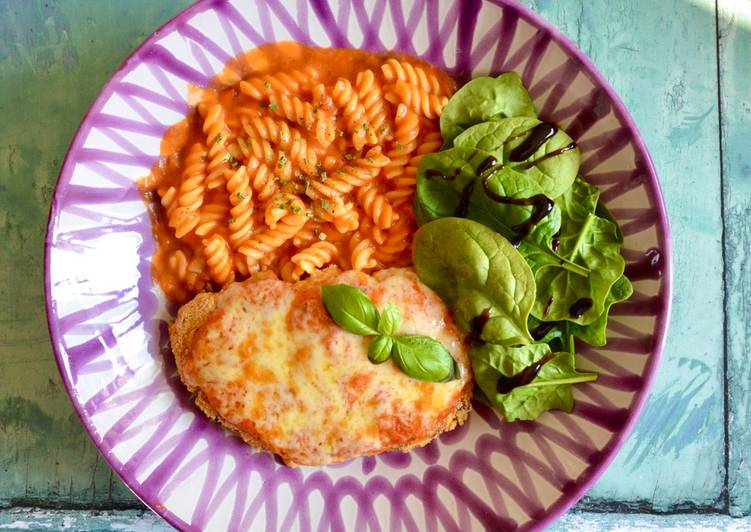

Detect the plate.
xmin=45 ymin=0 xmax=672 ymax=529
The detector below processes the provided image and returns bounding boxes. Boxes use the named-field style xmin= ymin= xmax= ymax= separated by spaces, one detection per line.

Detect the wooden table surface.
xmin=0 ymin=0 xmax=749 ymax=530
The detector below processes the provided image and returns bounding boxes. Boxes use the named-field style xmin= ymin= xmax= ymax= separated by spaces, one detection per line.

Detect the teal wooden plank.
xmin=521 ymin=0 xmax=725 ymax=510
xmin=0 ymin=509 xmax=171 ymax=531
xmin=553 ymin=511 xmax=751 ymax=531
xmin=0 ymin=0 xmax=190 ymax=508
xmin=719 ymin=0 xmax=751 ymax=518
xmin=2 ymin=509 xmax=750 ymax=532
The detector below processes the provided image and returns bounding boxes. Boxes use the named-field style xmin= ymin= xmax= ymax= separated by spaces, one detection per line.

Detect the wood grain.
xmin=0 ymin=0 xmax=190 ymax=508
xmin=0 ymin=0 xmax=740 ymax=524
xmin=521 ymin=0 xmax=726 ymax=511
xmin=719 ymin=0 xmax=751 ymax=518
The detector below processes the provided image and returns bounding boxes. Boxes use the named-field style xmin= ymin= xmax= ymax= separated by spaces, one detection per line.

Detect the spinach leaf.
xmin=413 ymin=217 xmax=536 ymax=346
xmin=454 ymin=117 xmax=580 ymax=198
xmin=470 ymin=343 xmax=597 ymax=421
xmin=440 ymin=72 xmax=537 ymax=147
xmin=415 ymin=149 xmax=588 ymax=278
xmin=569 ymin=275 xmax=633 ymax=346
xmin=322 ymin=284 xmax=380 ymax=335
xmin=392 ymin=336 xmax=456 ymax=382
xmin=531 ymin=178 xmax=625 ymax=324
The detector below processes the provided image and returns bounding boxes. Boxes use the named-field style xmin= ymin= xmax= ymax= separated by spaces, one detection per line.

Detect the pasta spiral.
xmin=291 ymin=241 xmax=338 ymax=278
xmin=384 ymin=79 xmax=448 ymax=119
xmin=331 ymin=78 xmax=377 ymax=150
xmin=203 ymin=234 xmax=234 ymax=285
xmin=355 ymin=69 xmax=390 ymax=141
xmin=357 ymin=185 xmax=398 ymax=229
xmin=225 ymin=166 xmax=254 ymax=248
xmin=202 ymin=104 xmax=233 ymax=189
xmin=381 ymin=58 xmax=447 ymax=95
xmin=140 ymin=44 xmax=454 ymax=302
xmin=238 ymin=67 xmax=320 ymax=100
xmin=308 ymin=147 xmax=390 ymax=200
xmin=238 ymin=196 xmax=307 ymax=271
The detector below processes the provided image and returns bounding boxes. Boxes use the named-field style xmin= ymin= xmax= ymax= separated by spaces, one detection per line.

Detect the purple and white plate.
xmin=45 ymin=0 xmax=671 ymax=530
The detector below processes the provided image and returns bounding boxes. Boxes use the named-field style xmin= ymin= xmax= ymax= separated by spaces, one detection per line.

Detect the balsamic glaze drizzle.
xmin=480 ymin=173 xmax=554 ymax=240
xmin=497 ymin=354 xmax=554 ymax=394
xmin=455 ymin=180 xmax=476 ymax=217
xmin=530 ymin=321 xmax=559 ymax=341
xmin=468 ymin=308 xmax=492 ymax=346
xmin=509 ymin=122 xmax=558 ymax=162
xmin=569 ymin=297 xmax=593 ymax=318
xmin=524 ymin=142 xmax=578 ymax=169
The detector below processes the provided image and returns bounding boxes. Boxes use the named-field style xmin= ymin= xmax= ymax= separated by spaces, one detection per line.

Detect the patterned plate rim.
xmin=43 ymin=0 xmax=673 ymax=529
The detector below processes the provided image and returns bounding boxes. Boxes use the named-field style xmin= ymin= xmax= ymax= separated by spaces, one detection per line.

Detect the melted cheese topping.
xmin=183 ymin=268 xmax=471 ymax=466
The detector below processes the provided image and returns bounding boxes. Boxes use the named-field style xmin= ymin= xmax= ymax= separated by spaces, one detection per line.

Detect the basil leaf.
xmin=368 ymin=335 xmax=393 ymax=364
xmin=391 ymin=335 xmax=456 ymax=382
xmin=440 ymin=72 xmax=537 ymax=147
xmin=454 ymin=117 xmax=580 ymax=198
xmin=413 ymin=217 xmax=535 ymax=346
xmin=470 ymin=343 xmax=597 ymax=421
xmin=377 ymin=303 xmax=401 ymax=336
xmin=322 ymin=284 xmax=380 ymax=336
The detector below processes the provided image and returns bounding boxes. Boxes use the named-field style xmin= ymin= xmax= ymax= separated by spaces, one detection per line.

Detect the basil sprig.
xmin=321 ymin=284 xmax=456 ymax=383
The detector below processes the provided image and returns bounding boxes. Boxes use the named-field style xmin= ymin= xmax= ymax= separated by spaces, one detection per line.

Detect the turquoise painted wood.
xmin=0 ymin=0 xmax=743 ymax=529
xmin=2 ymin=508 xmax=751 ymax=531
xmin=520 ymin=0 xmax=726 ymax=511
xmin=719 ymin=0 xmax=751 ymax=518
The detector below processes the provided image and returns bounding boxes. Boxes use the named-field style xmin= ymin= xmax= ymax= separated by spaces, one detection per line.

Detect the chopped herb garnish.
xmin=319 ymin=170 xmax=328 ymax=182
xmin=337 ymin=129 xmax=345 ymax=137
xmin=278 ymin=154 xmax=288 ymax=169
xmin=214 ymin=132 xmax=223 ymax=144
xmin=290 ymin=205 xmax=302 ymax=213
xmin=263 ymin=80 xmax=271 ymax=89
xmin=236 ymin=192 xmax=246 ymax=200
xmin=344 ymin=153 xmax=355 ymax=161
xmin=395 ymin=141 xmax=403 ymax=151
xmin=321 ymin=199 xmax=330 ymax=209
xmin=269 ymin=102 xmax=279 ymax=111
xmin=366 ymin=157 xmax=374 ymax=163
xmin=362 ymin=123 xmax=369 ymax=131
xmin=318 ymin=231 xmax=328 ymax=241
xmin=229 ymin=217 xmax=236 ymax=224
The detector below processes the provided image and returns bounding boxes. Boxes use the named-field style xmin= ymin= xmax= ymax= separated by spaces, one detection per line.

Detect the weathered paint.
xmin=2 ymin=508 xmax=750 ymax=531
xmin=520 ymin=0 xmax=725 ymax=510
xmin=0 ymin=0 xmax=740 ymax=526
xmin=0 ymin=0 xmax=191 ymax=508
xmin=719 ymin=0 xmax=751 ymax=518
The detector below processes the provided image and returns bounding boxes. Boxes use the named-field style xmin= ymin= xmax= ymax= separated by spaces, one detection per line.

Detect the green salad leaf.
xmin=470 ymin=343 xmax=597 ymax=421
xmin=440 ymin=72 xmax=537 ymax=146
xmin=531 ymin=177 xmax=625 ymax=324
xmin=415 ymin=149 xmax=587 ymax=278
xmin=569 ymin=275 xmax=633 ymax=346
xmin=453 ymin=117 xmax=580 ymax=198
xmin=413 ymin=217 xmax=536 ymax=346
